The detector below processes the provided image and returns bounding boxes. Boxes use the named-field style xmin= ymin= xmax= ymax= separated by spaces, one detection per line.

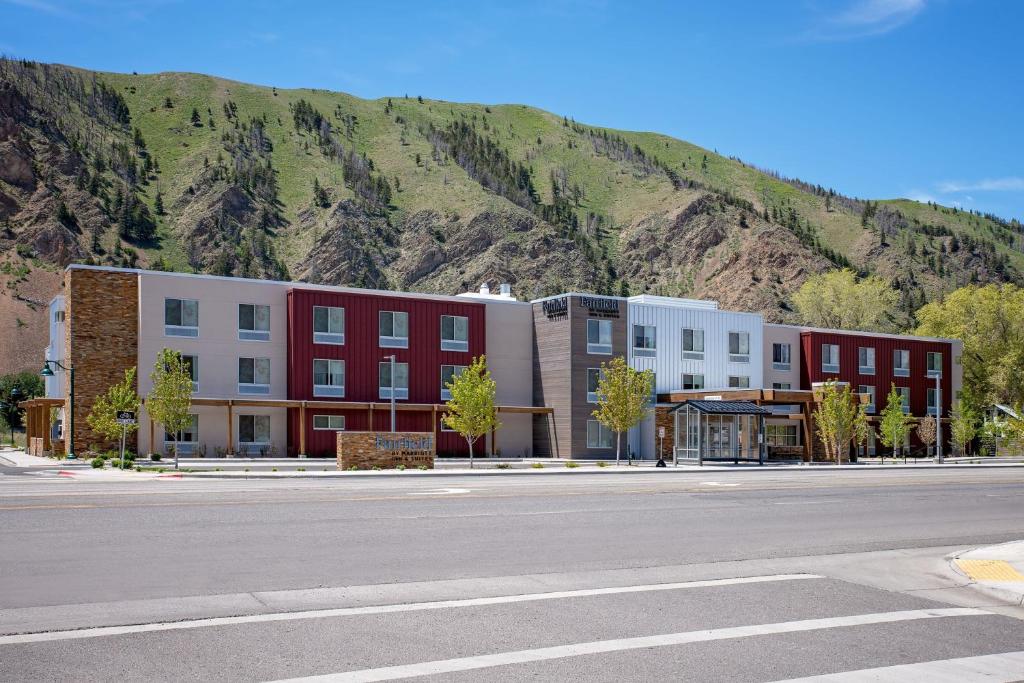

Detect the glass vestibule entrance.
xmin=672 ymin=401 xmax=768 ymax=465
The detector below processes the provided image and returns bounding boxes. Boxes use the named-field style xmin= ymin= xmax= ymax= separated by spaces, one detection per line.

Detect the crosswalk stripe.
xmin=0 ymin=573 xmax=819 ymax=645
xmin=271 ymin=608 xmax=990 ymax=683
xmin=769 ymin=650 xmax=1024 ymax=682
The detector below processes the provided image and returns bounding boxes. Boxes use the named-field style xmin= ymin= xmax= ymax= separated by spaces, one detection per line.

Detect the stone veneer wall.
xmin=337 ymin=431 xmax=435 ymax=470
xmin=654 ymin=407 xmax=675 ymax=461
xmin=65 ymin=269 xmax=139 ymax=455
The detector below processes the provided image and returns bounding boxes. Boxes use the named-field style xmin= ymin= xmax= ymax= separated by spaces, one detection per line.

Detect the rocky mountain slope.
xmin=1 ymin=58 xmax=1022 ymax=373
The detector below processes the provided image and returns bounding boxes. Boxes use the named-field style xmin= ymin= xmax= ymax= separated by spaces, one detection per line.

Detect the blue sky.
xmin=3 ymin=0 xmax=1022 ymax=221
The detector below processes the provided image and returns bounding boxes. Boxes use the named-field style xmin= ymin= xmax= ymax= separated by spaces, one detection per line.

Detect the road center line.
xmin=0 ymin=573 xmax=820 ymax=645
xmin=768 ymin=650 xmax=1024 ymax=682
xmin=272 ymin=608 xmax=990 ymax=683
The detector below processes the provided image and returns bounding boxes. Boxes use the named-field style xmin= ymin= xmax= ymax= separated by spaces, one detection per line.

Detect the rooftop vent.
xmin=479 ymin=282 xmax=490 ymax=295
xmin=499 ymin=283 xmax=512 ymax=297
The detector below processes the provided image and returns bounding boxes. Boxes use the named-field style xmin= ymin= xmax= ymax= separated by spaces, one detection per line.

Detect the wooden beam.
xmin=801 ymin=403 xmax=814 ymax=463
xmin=42 ymin=405 xmax=51 ymax=452
xmin=226 ymin=401 xmax=234 ymax=457
xmin=298 ymin=401 xmax=306 ymax=457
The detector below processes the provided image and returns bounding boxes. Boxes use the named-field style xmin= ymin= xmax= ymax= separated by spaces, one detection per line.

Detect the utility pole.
xmin=934 ymin=370 xmax=943 ymax=463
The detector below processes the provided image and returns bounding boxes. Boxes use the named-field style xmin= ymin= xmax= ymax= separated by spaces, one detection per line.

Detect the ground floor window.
xmin=766 ymin=423 xmax=799 ymax=447
xmin=239 ymin=414 xmax=270 ymax=445
xmin=164 ymin=415 xmax=199 ymax=454
xmin=312 ymin=415 xmax=345 ymax=431
xmin=587 ymin=420 xmax=613 ymax=448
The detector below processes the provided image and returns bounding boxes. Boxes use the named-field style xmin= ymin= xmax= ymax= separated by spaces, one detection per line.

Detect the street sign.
xmin=116 ymin=411 xmax=136 ymax=425
xmin=658 ymin=426 xmax=665 ymax=439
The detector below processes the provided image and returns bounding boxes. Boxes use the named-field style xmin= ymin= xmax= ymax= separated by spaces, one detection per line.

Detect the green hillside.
xmin=1 ymin=58 xmax=1022 ymax=372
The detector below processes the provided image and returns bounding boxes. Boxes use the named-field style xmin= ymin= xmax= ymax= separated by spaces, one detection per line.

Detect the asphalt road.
xmin=1 ymin=466 xmax=1023 ymax=681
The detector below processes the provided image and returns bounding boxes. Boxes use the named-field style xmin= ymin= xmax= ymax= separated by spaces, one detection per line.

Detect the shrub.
xmin=297 ymin=467 xmax=306 ymax=472
xmin=109 ymin=458 xmax=122 ymax=468
xmin=565 ymin=461 xmax=579 ymax=468
xmin=597 ymin=461 xmax=607 ymax=467
xmin=150 ymin=452 xmax=161 ymax=461
xmin=90 ymin=457 xmax=104 ymax=468
xmin=271 ymin=467 xmax=278 ymax=472
xmin=417 ymin=464 xmax=428 ymax=470
xmin=123 ymin=452 xmax=135 ymax=462
xmin=531 ymin=462 xmax=544 ymax=469
xmin=348 ymin=465 xmax=358 ymax=471
xmin=396 ymin=464 xmax=406 ymax=471
xmin=496 ymin=463 xmax=511 ymax=469
xmin=371 ymin=465 xmax=382 ymax=471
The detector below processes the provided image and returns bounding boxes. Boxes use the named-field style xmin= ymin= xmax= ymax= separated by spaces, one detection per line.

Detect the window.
xmin=441 ymin=315 xmax=469 ymax=352
xmin=728 ymin=375 xmax=750 ymax=388
xmin=894 ymin=349 xmax=910 ymax=377
xmin=239 ymin=415 xmax=270 ymax=445
xmin=440 ymin=364 xmax=467 ymax=401
xmin=859 ymin=385 xmax=876 ymax=413
xmin=313 ymin=415 xmax=345 ymax=431
xmin=165 ymin=298 xmax=198 ymax=337
xmin=54 ymin=310 xmax=65 ymax=323
xmin=164 ymin=414 xmax=199 ymax=454
xmin=238 ymin=357 xmax=270 ymax=395
xmin=927 ymin=352 xmax=942 ymax=378
xmin=773 ymin=382 xmax=792 ymax=390
xmin=440 ymin=417 xmax=456 ymax=432
xmin=632 ymin=324 xmax=656 ymax=358
xmin=772 ymin=343 xmax=791 ymax=371
xmin=822 ymin=344 xmax=840 ymax=374
xmin=927 ymin=388 xmax=939 ymax=416
xmin=379 ymin=361 xmax=409 ymax=399
xmin=766 ymin=424 xmax=799 ymax=447
xmin=313 ymin=306 xmax=345 ymax=345
xmin=895 ymin=386 xmax=910 ymax=414
xmin=586 ymin=368 xmax=604 ymax=403
xmin=858 ymin=347 xmax=875 ymax=375
xmin=682 ymin=373 xmax=704 ymax=390
xmin=586 ymin=420 xmax=614 ymax=448
xmin=587 ymin=319 xmax=612 ymax=355
xmin=728 ymin=332 xmax=750 ymax=363
xmin=379 ymin=311 xmax=409 ymax=348
xmin=682 ymin=328 xmax=704 ymax=360
xmin=181 ymin=354 xmax=199 ymax=392
xmin=238 ymin=304 xmax=270 ymax=341
xmin=313 ymin=359 xmax=345 ymax=397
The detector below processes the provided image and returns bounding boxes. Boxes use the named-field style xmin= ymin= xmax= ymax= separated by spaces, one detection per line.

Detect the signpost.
xmin=116 ymin=411 xmax=136 ymax=469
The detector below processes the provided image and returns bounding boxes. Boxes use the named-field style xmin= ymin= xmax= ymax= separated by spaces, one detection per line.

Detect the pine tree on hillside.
xmin=154 ymin=191 xmax=165 ymax=216
xmin=190 ymin=108 xmax=202 ymax=127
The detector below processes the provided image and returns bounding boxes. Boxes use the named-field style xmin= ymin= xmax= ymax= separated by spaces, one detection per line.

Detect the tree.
xmin=313 ymin=178 xmax=330 ymax=208
xmin=793 ymin=269 xmax=900 ymax=332
xmin=916 ymin=284 xmax=1024 ymax=415
xmin=853 ymin=403 xmax=873 ymax=461
xmin=592 ymin=356 xmax=654 ymax=465
xmin=442 ymin=355 xmax=498 ymax=468
xmin=878 ymin=385 xmax=912 ymax=463
xmin=0 ymin=371 xmax=45 ymax=434
xmin=813 ymin=381 xmax=858 ymax=465
xmin=154 ymin=191 xmax=165 ymax=216
xmin=190 ymin=107 xmax=202 ymax=127
xmin=147 ymin=349 xmax=193 ymax=469
xmin=950 ymin=400 xmax=978 ymax=456
xmin=916 ymin=414 xmax=937 ymax=458
xmin=86 ymin=367 xmax=140 ymax=461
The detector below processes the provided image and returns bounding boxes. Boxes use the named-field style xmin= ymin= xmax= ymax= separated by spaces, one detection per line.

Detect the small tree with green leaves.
xmin=147 ymin=349 xmax=193 ymax=469
xmin=950 ymin=401 xmax=978 ymax=456
xmin=442 ymin=355 xmax=498 ymax=469
xmin=592 ymin=356 xmax=654 ymax=465
xmin=813 ymin=381 xmax=858 ymax=465
xmin=916 ymin=414 xmax=937 ymax=458
xmin=86 ymin=367 xmax=140 ymax=458
xmin=853 ymin=403 xmax=873 ymax=461
xmin=878 ymin=385 xmax=912 ymax=463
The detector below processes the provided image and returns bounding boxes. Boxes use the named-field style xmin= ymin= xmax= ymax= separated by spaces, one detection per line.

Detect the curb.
xmin=177 ymin=461 xmax=1024 ymax=479
xmin=947 ymin=544 xmax=1024 ymax=607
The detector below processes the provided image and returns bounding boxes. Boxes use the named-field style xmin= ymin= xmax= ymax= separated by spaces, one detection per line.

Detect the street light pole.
xmin=40 ymin=360 xmax=75 ymax=460
xmin=385 ymin=354 xmax=396 ymax=432
xmin=935 ymin=370 xmax=943 ymax=463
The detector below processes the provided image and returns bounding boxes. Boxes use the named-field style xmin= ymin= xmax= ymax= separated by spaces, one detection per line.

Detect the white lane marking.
xmin=0 ymin=573 xmax=820 ymax=645
xmin=701 ymin=481 xmax=739 ymax=487
xmin=407 ymin=488 xmax=471 ymax=495
xmin=769 ymin=650 xmax=1024 ymax=682
xmin=272 ymin=608 xmax=990 ymax=683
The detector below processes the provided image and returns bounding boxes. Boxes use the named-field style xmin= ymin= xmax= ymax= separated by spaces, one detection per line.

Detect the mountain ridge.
xmin=1 ymin=58 xmax=1022 ymax=373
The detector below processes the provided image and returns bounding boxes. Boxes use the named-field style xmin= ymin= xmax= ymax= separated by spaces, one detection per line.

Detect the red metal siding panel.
xmin=286 ymin=289 xmax=486 ymax=457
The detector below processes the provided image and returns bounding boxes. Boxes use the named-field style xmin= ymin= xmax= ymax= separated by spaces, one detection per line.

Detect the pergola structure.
xmin=669 ymin=400 xmax=770 ymax=465
xmin=19 ymin=398 xmax=66 ymax=457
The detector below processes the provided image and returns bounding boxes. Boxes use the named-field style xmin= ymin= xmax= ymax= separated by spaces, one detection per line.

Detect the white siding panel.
xmin=627 ymin=301 xmax=764 ymax=458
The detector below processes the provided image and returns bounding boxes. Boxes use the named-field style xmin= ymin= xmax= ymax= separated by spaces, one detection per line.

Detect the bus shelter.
xmin=670 ymin=400 xmax=770 ymax=465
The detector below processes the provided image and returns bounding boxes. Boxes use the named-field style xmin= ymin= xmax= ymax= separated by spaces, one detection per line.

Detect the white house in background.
xmin=626 ymin=294 xmax=764 ymax=459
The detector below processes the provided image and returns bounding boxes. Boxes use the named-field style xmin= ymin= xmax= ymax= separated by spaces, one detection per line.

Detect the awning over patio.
xmin=670 ymin=400 xmax=772 ymax=416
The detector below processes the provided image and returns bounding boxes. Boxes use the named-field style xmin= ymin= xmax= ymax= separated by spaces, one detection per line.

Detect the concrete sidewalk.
xmin=0 ymin=447 xmax=73 ymax=468
xmin=952 ymin=541 xmax=1024 ymax=606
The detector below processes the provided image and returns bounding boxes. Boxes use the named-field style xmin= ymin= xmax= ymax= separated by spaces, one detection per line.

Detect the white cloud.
xmin=936 ymin=177 xmax=1024 ymax=193
xmin=806 ymin=0 xmax=926 ymax=41
xmin=905 ymin=189 xmax=938 ymax=203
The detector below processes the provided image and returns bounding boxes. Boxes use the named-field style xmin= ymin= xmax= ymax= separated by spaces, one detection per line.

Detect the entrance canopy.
xmin=669 ymin=399 xmax=769 ymax=464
